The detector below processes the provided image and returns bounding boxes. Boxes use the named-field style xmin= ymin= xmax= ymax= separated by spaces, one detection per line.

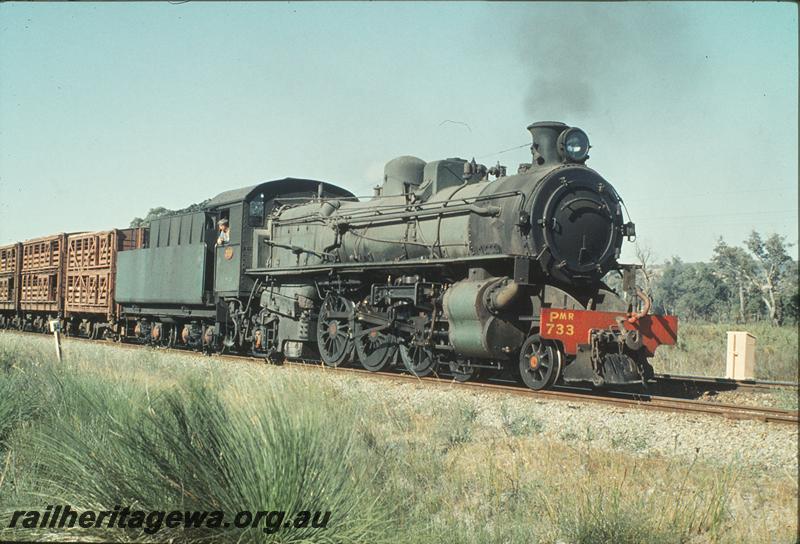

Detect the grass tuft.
xmin=0 ymin=335 xmax=389 ymax=543
xmin=499 ymin=401 xmax=544 ymax=437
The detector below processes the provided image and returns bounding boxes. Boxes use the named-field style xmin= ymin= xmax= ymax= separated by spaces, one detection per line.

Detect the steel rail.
xmin=651 ymin=373 xmax=798 ymax=393
xmin=275 ymin=362 xmax=799 ymax=426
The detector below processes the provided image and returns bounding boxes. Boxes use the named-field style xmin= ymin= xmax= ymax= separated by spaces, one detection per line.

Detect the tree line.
xmin=624 ymin=231 xmax=798 ymax=326
xmin=129 ymin=200 xmax=210 ymax=228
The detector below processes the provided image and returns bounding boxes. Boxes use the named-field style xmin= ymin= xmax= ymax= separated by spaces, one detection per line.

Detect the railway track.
xmin=277 ymin=362 xmax=799 ymax=426
xmin=652 ymin=373 xmax=798 ymax=393
xmin=2 ymin=329 xmax=798 ymax=426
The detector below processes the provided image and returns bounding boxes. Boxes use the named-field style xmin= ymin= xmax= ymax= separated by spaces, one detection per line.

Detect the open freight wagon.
xmin=0 ymin=243 xmax=21 ymax=328
xmin=0 ymin=228 xmax=146 ymax=334
xmin=63 ymin=228 xmax=146 ymax=337
xmin=19 ymin=233 xmax=70 ymax=331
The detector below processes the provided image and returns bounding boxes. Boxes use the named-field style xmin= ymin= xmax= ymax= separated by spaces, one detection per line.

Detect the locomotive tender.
xmin=0 ymin=122 xmax=678 ymax=390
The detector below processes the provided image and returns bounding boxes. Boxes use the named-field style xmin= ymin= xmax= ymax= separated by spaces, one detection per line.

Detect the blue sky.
xmin=0 ymin=2 xmax=796 ymax=262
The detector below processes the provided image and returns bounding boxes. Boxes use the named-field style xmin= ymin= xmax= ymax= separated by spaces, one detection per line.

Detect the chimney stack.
xmin=527 ymin=121 xmax=567 ymax=166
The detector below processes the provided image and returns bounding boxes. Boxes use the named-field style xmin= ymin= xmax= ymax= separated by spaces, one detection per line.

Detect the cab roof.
xmin=205 ymin=178 xmax=356 ymax=209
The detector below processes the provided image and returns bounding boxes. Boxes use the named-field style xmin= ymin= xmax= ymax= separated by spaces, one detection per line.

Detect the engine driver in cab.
xmin=216 ymin=218 xmax=230 ymax=246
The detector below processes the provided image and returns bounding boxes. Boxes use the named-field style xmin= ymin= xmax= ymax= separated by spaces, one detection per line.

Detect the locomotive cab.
xmin=206 ymin=179 xmax=357 ymax=298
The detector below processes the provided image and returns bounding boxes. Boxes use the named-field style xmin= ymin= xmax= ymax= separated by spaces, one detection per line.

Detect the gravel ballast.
xmin=292 ymin=367 xmax=799 ymax=476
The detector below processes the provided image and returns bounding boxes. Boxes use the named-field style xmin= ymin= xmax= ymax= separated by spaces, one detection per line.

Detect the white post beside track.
xmin=726 ymin=331 xmax=756 ymax=380
xmin=49 ymin=319 xmax=62 ymax=363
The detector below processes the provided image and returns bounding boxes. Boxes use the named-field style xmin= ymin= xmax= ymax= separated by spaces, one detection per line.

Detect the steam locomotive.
xmin=0 ymin=122 xmax=678 ymax=390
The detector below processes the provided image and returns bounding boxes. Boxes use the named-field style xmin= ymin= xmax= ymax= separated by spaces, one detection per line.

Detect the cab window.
xmin=248 ymin=193 xmax=265 ymax=227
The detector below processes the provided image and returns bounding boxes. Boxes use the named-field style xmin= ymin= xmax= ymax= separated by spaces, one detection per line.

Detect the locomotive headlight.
xmin=558 ymin=128 xmax=590 ymax=162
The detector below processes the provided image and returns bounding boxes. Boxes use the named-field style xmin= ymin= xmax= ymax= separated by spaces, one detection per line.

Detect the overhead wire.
xmin=623 ymin=185 xmax=797 ymax=203
xmin=476 ymin=143 xmax=530 ymax=160
xmin=642 ymin=209 xmax=796 ymax=221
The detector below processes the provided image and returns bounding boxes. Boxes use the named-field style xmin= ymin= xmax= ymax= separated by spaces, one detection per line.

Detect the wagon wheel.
xmin=149 ymin=323 xmax=162 ymax=346
xmin=316 ymin=295 xmax=355 ymax=367
xmin=449 ymin=360 xmax=480 ymax=382
xmin=354 ymin=321 xmax=397 ymax=372
xmin=518 ymin=335 xmax=562 ymax=390
xmin=154 ymin=324 xmax=175 ymax=348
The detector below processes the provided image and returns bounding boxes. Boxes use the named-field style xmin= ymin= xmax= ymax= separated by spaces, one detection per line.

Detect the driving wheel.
xmin=317 ymin=295 xmax=355 ymax=367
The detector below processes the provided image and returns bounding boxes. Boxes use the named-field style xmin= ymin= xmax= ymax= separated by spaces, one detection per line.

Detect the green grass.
xmin=0 ymin=335 xmax=389 ymax=543
xmin=651 ymin=320 xmax=799 ymax=381
xmin=0 ymin=332 xmax=797 ymax=543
